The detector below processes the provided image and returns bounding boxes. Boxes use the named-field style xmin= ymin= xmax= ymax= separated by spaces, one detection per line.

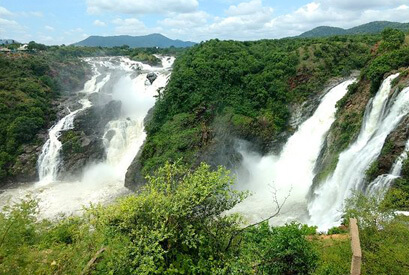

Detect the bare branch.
xmin=242 ymin=185 xmax=292 ymax=230
xmin=224 ymin=184 xmax=292 ymax=252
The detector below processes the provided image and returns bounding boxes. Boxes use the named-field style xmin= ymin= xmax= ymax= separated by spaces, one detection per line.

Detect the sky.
xmin=1 ymin=0 xmax=409 ymax=45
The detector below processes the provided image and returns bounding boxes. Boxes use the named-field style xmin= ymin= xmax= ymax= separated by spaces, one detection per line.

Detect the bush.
xmin=343 ymin=192 xmax=409 ymax=274
xmin=236 ymin=222 xmax=319 ymax=274
xmin=0 ymin=163 xmax=323 ymax=274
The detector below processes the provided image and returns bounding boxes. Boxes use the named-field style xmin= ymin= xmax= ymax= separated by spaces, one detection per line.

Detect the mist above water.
xmin=232 ymin=79 xmax=355 ymax=226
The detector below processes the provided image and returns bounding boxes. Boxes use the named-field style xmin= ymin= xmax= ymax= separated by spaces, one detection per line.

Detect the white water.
xmin=37 ymin=63 xmax=111 ymax=185
xmin=367 ymin=103 xmax=409 ymax=196
xmin=308 ymin=74 xmax=409 ymax=230
xmin=0 ymin=56 xmax=173 ymax=219
xmin=232 ymin=79 xmax=355 ymax=225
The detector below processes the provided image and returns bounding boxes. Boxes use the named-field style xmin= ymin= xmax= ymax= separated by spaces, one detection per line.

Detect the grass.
xmin=312 ymin=234 xmax=352 ymax=275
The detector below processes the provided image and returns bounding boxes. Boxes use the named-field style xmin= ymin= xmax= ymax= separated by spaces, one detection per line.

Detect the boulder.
xmin=146 ymin=72 xmax=157 ymax=84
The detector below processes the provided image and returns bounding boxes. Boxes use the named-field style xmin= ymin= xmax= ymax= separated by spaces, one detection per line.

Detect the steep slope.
xmin=309 ymin=30 xmax=409 ymax=225
xmin=299 ymin=21 xmax=409 ymax=38
xmin=0 ymin=52 xmax=90 ymax=186
xmin=74 ymin=34 xmax=196 ymax=48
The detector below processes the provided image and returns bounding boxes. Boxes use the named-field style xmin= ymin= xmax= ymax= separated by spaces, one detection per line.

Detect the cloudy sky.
xmin=1 ymin=0 xmax=408 ymax=45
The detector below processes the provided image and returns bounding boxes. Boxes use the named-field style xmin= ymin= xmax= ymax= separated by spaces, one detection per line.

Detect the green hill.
xmin=299 ymin=21 xmax=409 ymax=38
xmin=74 ymin=33 xmax=195 ymax=48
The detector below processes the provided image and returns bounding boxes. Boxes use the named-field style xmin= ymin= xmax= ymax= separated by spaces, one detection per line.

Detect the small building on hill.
xmin=17 ymin=44 xmax=28 ymax=51
xmin=0 ymin=47 xmax=12 ymax=53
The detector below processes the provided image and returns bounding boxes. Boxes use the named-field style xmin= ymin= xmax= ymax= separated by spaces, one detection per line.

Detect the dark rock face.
xmin=125 ymin=139 xmax=147 ymax=190
xmin=147 ymin=72 xmax=157 ymax=84
xmin=75 ymin=100 xmax=122 ymax=136
xmin=8 ymin=142 xmax=45 ymax=183
xmin=370 ymin=115 xmax=409 ymax=180
xmin=125 ymin=107 xmax=155 ymax=189
xmin=58 ymin=100 xmax=122 ymax=180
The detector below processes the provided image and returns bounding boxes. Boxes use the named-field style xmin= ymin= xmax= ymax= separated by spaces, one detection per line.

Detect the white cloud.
xmin=226 ymin=0 xmax=266 ymax=16
xmin=93 ymin=19 xmax=106 ymax=26
xmin=155 ymin=0 xmax=409 ymax=42
xmin=45 ymin=25 xmax=55 ymax=31
xmin=323 ymin=0 xmax=408 ymax=11
xmin=112 ymin=18 xmax=162 ymax=35
xmin=264 ymin=1 xmax=409 ymax=37
xmin=86 ymin=0 xmax=198 ymax=14
xmin=360 ymin=5 xmax=409 ymax=23
xmin=20 ymin=11 xmax=43 ymax=17
xmin=156 ymin=0 xmax=274 ymax=41
xmin=159 ymin=11 xmax=209 ymax=29
xmin=0 ymin=6 xmax=13 ymax=17
xmin=0 ymin=18 xmax=24 ymax=35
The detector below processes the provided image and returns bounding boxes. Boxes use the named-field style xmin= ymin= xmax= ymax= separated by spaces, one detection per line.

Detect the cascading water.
xmin=367 ymin=138 xmax=409 ymax=197
xmin=0 ymin=56 xmax=173 ymax=218
xmin=232 ymin=79 xmax=355 ymax=225
xmin=308 ymin=74 xmax=409 ymax=230
xmin=37 ymin=64 xmax=111 ymax=184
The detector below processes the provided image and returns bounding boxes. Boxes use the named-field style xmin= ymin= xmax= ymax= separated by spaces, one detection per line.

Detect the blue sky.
xmin=1 ymin=0 xmax=408 ymax=45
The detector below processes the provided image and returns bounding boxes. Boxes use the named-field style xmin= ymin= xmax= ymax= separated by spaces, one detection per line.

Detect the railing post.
xmin=350 ymin=218 xmax=362 ymax=275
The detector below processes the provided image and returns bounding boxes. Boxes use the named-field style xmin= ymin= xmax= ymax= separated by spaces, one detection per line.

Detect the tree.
xmin=27 ymin=41 xmax=47 ymax=51
xmin=379 ymin=28 xmax=405 ymax=52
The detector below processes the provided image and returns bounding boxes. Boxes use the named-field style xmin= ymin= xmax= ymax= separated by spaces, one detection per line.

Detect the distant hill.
xmin=299 ymin=21 xmax=409 ymax=38
xmin=74 ymin=33 xmax=195 ymax=48
xmin=0 ymin=39 xmax=18 ymax=45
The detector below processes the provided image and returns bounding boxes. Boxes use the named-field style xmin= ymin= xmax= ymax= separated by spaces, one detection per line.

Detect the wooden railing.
xmin=350 ymin=218 xmax=362 ymax=275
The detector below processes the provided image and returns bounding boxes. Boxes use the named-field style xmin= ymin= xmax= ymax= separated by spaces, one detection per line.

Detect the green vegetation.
xmin=383 ymin=157 xmax=409 ymax=210
xmin=140 ymin=35 xmax=377 ymax=176
xmin=0 ymin=42 xmax=183 ymax=184
xmin=3 ymin=162 xmax=408 ymax=273
xmin=312 ymin=236 xmax=351 ymax=275
xmin=299 ymin=21 xmax=409 ymax=38
xmin=314 ymin=28 xmax=409 ymax=184
xmin=0 ymin=163 xmax=320 ymax=274
xmin=343 ymin=192 xmax=409 ymax=274
xmin=0 ymin=51 xmax=88 ymax=182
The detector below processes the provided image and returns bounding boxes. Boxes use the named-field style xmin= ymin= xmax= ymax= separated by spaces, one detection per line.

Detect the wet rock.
xmin=9 ymin=144 xmax=42 ymax=183
xmin=89 ymin=92 xmax=112 ymax=106
xmin=373 ymin=115 xmax=409 ymax=179
xmin=104 ymin=130 xmax=116 ymax=142
xmin=57 ymin=100 xmax=122 ymax=180
xmin=75 ymin=100 xmax=122 ymax=136
xmin=147 ymin=72 xmax=157 ymax=84
xmin=125 ymin=140 xmax=147 ymax=190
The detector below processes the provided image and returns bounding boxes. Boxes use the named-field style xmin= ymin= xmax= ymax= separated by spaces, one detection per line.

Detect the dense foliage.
xmin=140 ymin=35 xmax=377 ymax=176
xmin=0 ymin=43 xmax=185 ymax=184
xmin=343 ymin=192 xmax=409 ymax=274
xmin=0 ymin=51 xmax=88 ymax=181
xmin=313 ymin=29 xmax=409 ymax=184
xmin=0 ymin=163 xmax=319 ymax=274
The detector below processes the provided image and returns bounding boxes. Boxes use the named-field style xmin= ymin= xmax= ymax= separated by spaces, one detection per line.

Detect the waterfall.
xmin=232 ymin=79 xmax=354 ymax=224
xmin=367 ymin=122 xmax=409 ymax=196
xmin=102 ymin=72 xmax=170 ymax=181
xmin=1 ymin=56 xmax=173 ymax=219
xmin=308 ymin=74 xmax=409 ymax=230
xmin=37 ymin=62 xmax=111 ymax=185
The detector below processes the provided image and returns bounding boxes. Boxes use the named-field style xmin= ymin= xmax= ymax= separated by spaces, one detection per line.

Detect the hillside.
xmin=0 ymin=39 xmax=18 ymax=45
xmin=2 ymin=28 xmax=409 ymax=275
xmin=125 ymin=35 xmax=379 ymax=186
xmin=74 ymin=33 xmax=195 ymax=48
xmin=299 ymin=21 xmax=409 ymax=38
